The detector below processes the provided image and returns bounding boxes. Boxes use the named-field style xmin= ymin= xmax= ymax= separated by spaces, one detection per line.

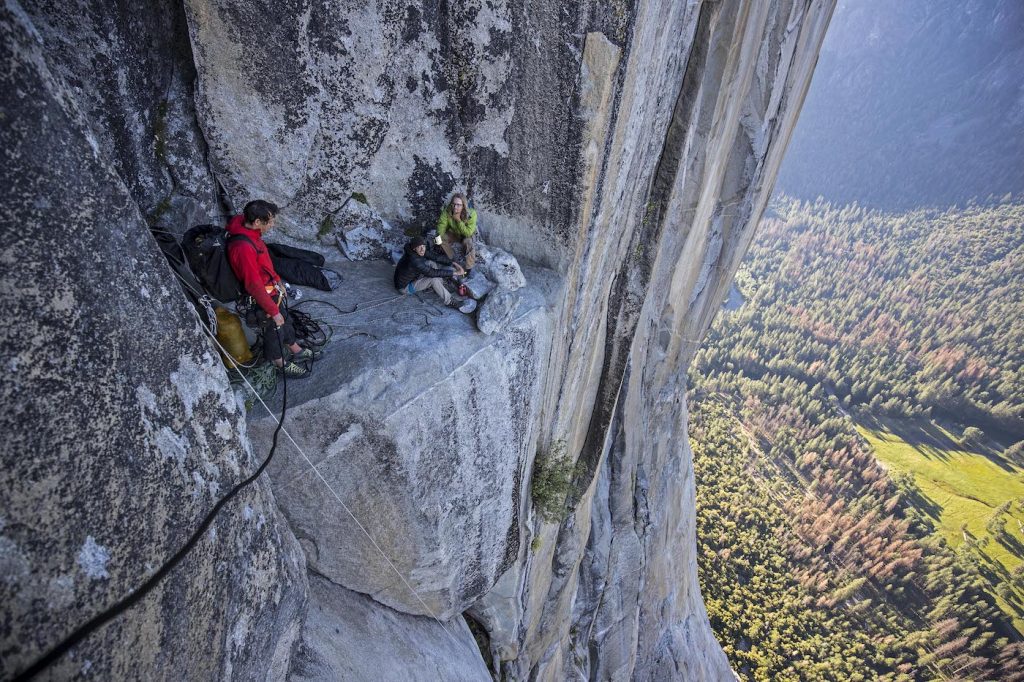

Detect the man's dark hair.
xmin=409 ymin=236 xmax=427 ymax=248
xmin=243 ymin=199 xmax=279 ymax=224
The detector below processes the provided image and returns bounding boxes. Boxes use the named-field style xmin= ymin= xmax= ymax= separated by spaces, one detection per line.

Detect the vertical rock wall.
xmin=182 ymin=0 xmax=633 ymax=265
xmin=19 ymin=0 xmax=222 ymax=229
xmin=575 ymin=1 xmax=834 ymax=676
xmin=475 ymin=0 xmax=836 ymax=678
xmin=1 ymin=2 xmax=305 ymax=679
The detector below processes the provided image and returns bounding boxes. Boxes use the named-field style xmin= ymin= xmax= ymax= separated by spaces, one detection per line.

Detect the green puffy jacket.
xmin=437 ymin=206 xmax=477 ymax=239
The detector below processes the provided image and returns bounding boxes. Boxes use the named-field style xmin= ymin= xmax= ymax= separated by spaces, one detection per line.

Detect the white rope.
xmin=155 ymin=231 xmax=467 ymax=647
xmin=190 ymin=308 xmax=466 ymax=649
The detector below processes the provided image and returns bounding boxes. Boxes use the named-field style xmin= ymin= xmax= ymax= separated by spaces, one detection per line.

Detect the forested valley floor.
xmin=691 ymin=199 xmax=1024 ymax=680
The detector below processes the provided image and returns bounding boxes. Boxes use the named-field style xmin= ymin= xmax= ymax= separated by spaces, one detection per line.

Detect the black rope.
xmin=14 ymin=329 xmax=290 ymax=681
xmin=291 ymin=294 xmax=405 ymax=318
xmin=292 ymin=298 xmax=361 ymax=316
xmin=289 ymin=307 xmax=329 ymax=349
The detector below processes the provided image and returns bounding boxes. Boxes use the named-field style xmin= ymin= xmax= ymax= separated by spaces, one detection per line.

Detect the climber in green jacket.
xmin=435 ymin=192 xmax=477 ymax=271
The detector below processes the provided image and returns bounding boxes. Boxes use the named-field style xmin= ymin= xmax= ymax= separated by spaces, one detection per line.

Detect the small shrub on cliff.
xmin=531 ymin=440 xmax=572 ymax=524
xmin=317 ymin=214 xmax=333 ymax=238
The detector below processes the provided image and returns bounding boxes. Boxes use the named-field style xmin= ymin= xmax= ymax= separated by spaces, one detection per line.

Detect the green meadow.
xmin=858 ymin=418 xmax=1024 ymax=632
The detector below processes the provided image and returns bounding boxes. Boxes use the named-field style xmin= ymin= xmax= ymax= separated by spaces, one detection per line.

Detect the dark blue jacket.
xmin=394 ymin=243 xmax=454 ymax=290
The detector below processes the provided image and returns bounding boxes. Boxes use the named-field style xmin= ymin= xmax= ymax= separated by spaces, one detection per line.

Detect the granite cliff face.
xmin=2 ymin=0 xmax=833 ymax=679
xmin=1 ymin=5 xmax=305 ymax=679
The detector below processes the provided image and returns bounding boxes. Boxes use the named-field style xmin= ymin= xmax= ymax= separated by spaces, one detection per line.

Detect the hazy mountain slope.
xmin=776 ymin=0 xmax=1024 ymax=210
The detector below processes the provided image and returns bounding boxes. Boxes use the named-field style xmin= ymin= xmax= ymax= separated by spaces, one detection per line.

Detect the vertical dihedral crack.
xmin=434 ymin=0 xmax=477 ymax=189
xmin=567 ymin=1 xmax=715 ymax=507
xmin=175 ymin=0 xmax=233 ymax=217
xmin=564 ymin=2 xmax=763 ymax=675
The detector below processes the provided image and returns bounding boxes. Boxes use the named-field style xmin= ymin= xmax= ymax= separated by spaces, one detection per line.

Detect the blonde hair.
xmin=447 ymin=193 xmax=468 ymax=220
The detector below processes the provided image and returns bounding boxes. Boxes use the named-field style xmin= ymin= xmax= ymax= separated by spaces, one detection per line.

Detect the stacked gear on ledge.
xmin=160 ymin=202 xmax=334 ymax=384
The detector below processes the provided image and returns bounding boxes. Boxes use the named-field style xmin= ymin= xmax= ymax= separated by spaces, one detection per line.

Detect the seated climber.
xmin=395 ymin=236 xmax=476 ymax=313
xmin=435 ymin=192 xmax=477 ymax=271
xmin=226 ymin=200 xmax=313 ymax=378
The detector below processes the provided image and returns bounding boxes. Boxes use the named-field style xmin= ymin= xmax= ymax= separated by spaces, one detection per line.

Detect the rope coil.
xmin=13 ymin=329 xmax=292 ymax=681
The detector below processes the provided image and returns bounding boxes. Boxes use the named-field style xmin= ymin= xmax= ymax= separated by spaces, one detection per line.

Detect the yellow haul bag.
xmin=215 ymin=307 xmax=253 ymax=368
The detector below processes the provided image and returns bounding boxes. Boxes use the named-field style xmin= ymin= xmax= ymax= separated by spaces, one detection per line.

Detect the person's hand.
xmin=273 ymin=313 xmax=285 ymax=328
xmin=453 ymin=264 xmax=466 ymax=277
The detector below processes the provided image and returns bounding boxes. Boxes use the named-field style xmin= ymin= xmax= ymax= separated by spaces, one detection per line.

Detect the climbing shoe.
xmin=293 ymin=346 xmax=323 ymax=361
xmin=280 ymin=361 xmax=311 ymax=379
xmin=447 ymin=297 xmax=476 ymax=314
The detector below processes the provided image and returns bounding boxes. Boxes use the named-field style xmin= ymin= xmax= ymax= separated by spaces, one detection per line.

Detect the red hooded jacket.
xmin=226 ymin=215 xmax=282 ymax=316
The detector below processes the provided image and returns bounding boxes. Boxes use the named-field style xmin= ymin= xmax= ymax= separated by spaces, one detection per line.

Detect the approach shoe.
xmin=447 ymin=297 xmax=476 ymax=314
xmin=293 ymin=346 xmax=323 ymax=361
xmin=281 ymin=361 xmax=310 ymax=379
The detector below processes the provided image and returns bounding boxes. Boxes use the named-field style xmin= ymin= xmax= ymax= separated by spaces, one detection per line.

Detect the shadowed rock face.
xmin=4 ymin=0 xmax=834 ymax=678
xmin=290 ymin=574 xmax=491 ymax=681
xmin=19 ymin=0 xmax=221 ymax=228
xmin=0 ymin=3 xmax=306 ymax=680
xmin=182 ymin=0 xmax=617 ymax=265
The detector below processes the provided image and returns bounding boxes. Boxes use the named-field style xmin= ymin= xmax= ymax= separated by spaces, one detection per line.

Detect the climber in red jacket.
xmin=226 ymin=200 xmax=311 ymax=378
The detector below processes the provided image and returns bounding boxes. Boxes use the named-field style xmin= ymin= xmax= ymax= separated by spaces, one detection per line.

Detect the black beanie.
xmin=410 ymin=236 xmax=427 ymax=248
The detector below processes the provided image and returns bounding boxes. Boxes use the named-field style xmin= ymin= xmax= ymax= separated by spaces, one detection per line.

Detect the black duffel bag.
xmin=266 ymin=242 xmax=337 ymax=291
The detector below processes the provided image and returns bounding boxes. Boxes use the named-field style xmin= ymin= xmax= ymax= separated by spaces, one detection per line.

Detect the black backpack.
xmin=181 ymin=224 xmax=254 ymax=302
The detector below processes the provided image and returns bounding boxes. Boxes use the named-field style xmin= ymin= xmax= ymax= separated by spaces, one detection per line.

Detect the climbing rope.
xmin=293 ymin=294 xmax=445 ymax=334
xmin=292 ymin=293 xmax=406 ymax=318
xmin=13 ymin=329 xmax=293 ymax=681
xmin=13 ymin=234 xmax=468 ymax=677
xmin=288 ymin=307 xmax=330 ymax=348
xmin=193 ymin=314 xmax=466 ymax=650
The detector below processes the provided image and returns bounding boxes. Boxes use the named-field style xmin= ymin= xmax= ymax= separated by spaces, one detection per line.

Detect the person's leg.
xmin=258 ymin=307 xmax=304 ymax=368
xmin=428 ymin=277 xmax=453 ymax=305
xmin=259 ymin=312 xmax=286 ymax=366
xmin=413 ymin=277 xmax=452 ymax=305
xmin=462 ymin=235 xmax=476 ymax=270
xmin=440 ymin=233 xmax=457 ymax=261
xmin=279 ymin=307 xmax=301 ymax=355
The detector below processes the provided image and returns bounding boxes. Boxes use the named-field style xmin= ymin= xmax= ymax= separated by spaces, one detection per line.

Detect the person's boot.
xmin=446 ymin=297 xmax=467 ymax=313
xmin=453 ymin=298 xmax=476 ymax=314
xmin=293 ymin=346 xmax=323 ymax=361
xmin=281 ymin=361 xmax=310 ymax=379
